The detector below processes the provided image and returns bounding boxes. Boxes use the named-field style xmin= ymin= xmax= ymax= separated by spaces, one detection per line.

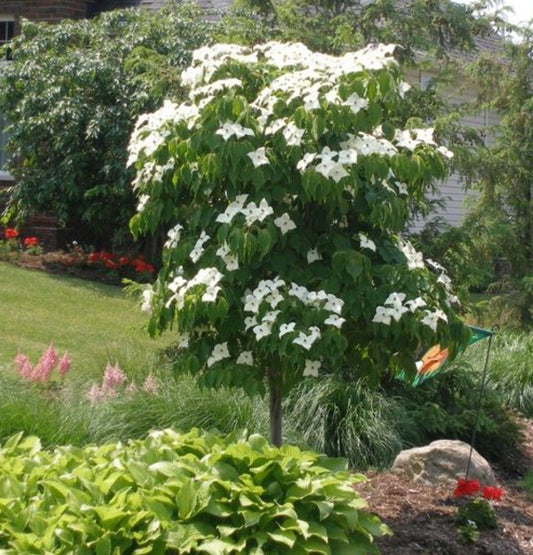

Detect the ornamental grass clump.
xmin=128 ymin=41 xmax=470 ymax=445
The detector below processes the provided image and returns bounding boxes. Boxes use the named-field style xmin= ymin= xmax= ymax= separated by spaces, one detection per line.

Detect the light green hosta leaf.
xmin=310 ymin=500 xmax=334 ymax=521
xmin=0 ymin=476 xmax=24 ymax=499
xmin=315 ymin=457 xmax=348 ymax=473
xmin=278 ymin=517 xmax=310 ymax=539
xmin=197 ymin=537 xmax=246 ymax=555
xmin=176 ymin=478 xmax=201 ymax=520
xmin=300 ymin=537 xmax=331 ymax=555
xmin=143 ymin=498 xmax=173 ymax=521
xmin=330 ymin=538 xmax=379 ymax=555
xmin=92 ymin=532 xmax=112 ymax=555
xmin=356 ymin=511 xmax=393 ymax=537
xmin=125 ymin=460 xmax=151 ymax=486
xmin=93 ymin=505 xmax=130 ymax=529
xmin=267 ymin=529 xmax=297 ymax=548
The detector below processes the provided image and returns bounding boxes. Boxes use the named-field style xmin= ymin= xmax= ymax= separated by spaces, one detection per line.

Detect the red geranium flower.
xmin=453 ymin=478 xmax=480 ymax=498
xmin=23 ymin=236 xmax=39 ymax=248
xmin=99 ymin=250 xmax=114 ymax=261
xmin=132 ymin=258 xmax=156 ymax=274
xmin=118 ymin=256 xmax=130 ymax=266
xmin=88 ymin=252 xmax=100 ymax=262
xmin=104 ymin=259 xmax=118 ymax=270
xmin=5 ymin=228 xmax=18 ymax=240
xmin=482 ymin=486 xmax=503 ymax=501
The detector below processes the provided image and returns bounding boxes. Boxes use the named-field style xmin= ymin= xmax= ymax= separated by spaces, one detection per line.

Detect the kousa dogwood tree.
xmin=128 ymin=41 xmax=470 ymax=445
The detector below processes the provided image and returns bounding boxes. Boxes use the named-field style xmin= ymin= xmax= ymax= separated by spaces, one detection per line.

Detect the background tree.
xmin=129 ymin=41 xmax=470 ymax=445
xmin=455 ymin=28 xmax=533 ymax=325
xmin=0 ymin=3 xmax=213 ymax=249
xmin=219 ymin=0 xmax=493 ymax=60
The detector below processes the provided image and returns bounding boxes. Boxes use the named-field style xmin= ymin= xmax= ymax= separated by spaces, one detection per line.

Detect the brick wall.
xmin=0 ymin=1 xmax=88 ymax=25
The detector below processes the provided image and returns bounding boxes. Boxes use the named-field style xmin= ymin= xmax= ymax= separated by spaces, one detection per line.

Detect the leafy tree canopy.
xmin=0 ymin=2 xmax=213 ymax=248
xmin=129 ymin=41 xmax=470 ymax=443
xmin=219 ymin=0 xmax=494 ymax=60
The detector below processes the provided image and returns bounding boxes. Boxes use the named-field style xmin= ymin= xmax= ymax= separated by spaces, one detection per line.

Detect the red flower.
xmin=104 ymin=259 xmax=118 ymax=270
xmin=88 ymin=252 xmax=100 ymax=262
xmin=99 ymin=250 xmax=114 ymax=261
xmin=118 ymin=256 xmax=130 ymax=266
xmin=453 ymin=478 xmax=480 ymax=498
xmin=23 ymin=236 xmax=39 ymax=248
xmin=482 ymin=486 xmax=503 ymax=501
xmin=5 ymin=228 xmax=18 ymax=240
xmin=132 ymin=258 xmax=155 ymax=274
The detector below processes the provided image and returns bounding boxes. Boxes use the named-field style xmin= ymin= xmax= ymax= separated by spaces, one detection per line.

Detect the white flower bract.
xmin=274 ymin=213 xmax=296 ymax=235
xmin=303 ymin=359 xmax=321 ymax=377
xmin=207 ymin=342 xmax=230 ymax=367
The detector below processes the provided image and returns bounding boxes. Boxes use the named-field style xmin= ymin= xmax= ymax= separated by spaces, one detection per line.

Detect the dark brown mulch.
xmin=356 ymin=418 xmax=533 ymax=554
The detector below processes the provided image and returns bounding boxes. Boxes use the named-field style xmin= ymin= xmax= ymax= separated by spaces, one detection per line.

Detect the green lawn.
xmin=0 ymin=262 xmax=171 ymax=380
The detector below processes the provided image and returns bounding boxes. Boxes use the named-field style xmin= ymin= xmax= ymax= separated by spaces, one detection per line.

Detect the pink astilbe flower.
xmin=14 ymin=353 xmax=34 ymax=380
xmin=86 ymin=383 xmax=106 ymax=404
xmin=102 ymin=362 xmax=127 ymax=394
xmin=143 ymin=373 xmax=159 ymax=394
xmin=31 ymin=343 xmax=58 ymax=383
xmin=58 ymin=353 xmax=72 ymax=376
xmin=126 ymin=381 xmax=138 ymax=397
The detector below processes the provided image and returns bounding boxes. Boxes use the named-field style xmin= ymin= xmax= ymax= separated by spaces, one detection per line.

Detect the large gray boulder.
xmin=391 ymin=440 xmax=497 ymax=486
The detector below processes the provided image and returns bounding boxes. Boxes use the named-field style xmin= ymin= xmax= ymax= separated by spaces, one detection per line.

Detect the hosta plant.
xmin=129 ymin=41 xmax=470 ymax=444
xmin=0 ymin=429 xmax=391 ymax=554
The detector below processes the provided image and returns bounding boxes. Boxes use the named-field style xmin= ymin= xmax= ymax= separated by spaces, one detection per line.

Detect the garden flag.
xmin=402 ymin=325 xmax=493 ymax=387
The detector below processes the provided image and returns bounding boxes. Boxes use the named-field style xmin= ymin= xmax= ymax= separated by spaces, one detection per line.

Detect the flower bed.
xmin=1 ymin=227 xmax=155 ymax=284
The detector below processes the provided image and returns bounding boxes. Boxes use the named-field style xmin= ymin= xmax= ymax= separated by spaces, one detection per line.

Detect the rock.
xmin=391 ymin=440 xmax=497 ymax=486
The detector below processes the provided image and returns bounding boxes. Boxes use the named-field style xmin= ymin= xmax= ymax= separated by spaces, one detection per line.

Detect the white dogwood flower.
xmin=247 ymin=147 xmax=269 ymax=168
xmin=372 ymin=306 xmax=392 ymax=325
xmin=307 ymin=248 xmax=322 ymax=263
xmin=405 ymin=297 xmax=427 ymax=312
xmin=165 ymin=224 xmax=184 ymax=249
xmin=237 ymin=351 xmax=254 ymax=366
xmin=216 ymin=121 xmax=254 ymax=141
xmin=324 ymin=314 xmax=346 ymax=328
xmin=279 ymin=322 xmax=296 ymax=337
xmin=303 ymin=359 xmax=321 ymax=377
xmin=274 ymin=213 xmax=296 ymax=235
xmin=207 ymin=342 xmax=230 ymax=367
xmin=421 ymin=309 xmax=448 ymax=332
xmin=359 ymin=234 xmax=376 ymax=252
xmin=292 ymin=327 xmax=321 ymax=350
xmin=324 ymin=294 xmax=344 ymax=315
xmin=253 ymin=322 xmax=273 ymax=340
xmin=297 ymin=152 xmax=317 ymax=172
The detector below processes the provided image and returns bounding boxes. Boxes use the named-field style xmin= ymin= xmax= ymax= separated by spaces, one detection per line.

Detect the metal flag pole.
xmin=465 ymin=328 xmax=496 ymax=480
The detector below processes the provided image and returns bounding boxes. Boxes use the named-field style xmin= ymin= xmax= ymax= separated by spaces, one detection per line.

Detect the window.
xmin=0 ymin=19 xmax=13 ymax=59
xmin=0 ymin=17 xmax=14 ymax=178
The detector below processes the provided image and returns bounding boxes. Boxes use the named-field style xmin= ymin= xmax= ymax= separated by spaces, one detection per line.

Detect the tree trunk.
xmin=268 ymin=369 xmax=282 ymax=447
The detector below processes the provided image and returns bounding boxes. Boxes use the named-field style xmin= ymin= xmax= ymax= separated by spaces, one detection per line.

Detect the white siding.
xmin=408 ymin=69 xmax=499 ymax=230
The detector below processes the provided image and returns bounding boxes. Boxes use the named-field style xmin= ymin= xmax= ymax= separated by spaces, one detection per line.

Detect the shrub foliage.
xmin=0 ymin=4 xmax=212 ymax=247
xmin=0 ymin=429 xmax=390 ymax=554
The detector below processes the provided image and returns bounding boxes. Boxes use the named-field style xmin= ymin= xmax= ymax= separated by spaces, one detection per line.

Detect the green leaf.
xmin=94 ymin=533 xmax=112 ymax=555
xmin=94 ymin=506 xmax=129 ymax=529
xmin=267 ymin=529 xmax=296 ymax=548
xmin=176 ymin=478 xmax=198 ymax=520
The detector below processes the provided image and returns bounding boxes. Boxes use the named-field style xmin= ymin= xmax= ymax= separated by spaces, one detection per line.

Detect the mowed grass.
xmin=0 ymin=262 xmax=171 ymax=380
